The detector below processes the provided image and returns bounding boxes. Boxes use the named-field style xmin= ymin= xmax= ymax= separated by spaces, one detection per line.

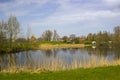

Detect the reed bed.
xmin=1 ymin=55 xmax=120 ymax=73
xmin=39 ymin=44 xmax=86 ymax=50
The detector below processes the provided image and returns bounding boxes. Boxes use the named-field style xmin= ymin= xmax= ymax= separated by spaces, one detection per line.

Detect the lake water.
xmin=0 ymin=47 xmax=120 ymax=71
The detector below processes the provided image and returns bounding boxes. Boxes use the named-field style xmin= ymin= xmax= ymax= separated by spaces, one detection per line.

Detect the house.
xmin=92 ymin=41 xmax=96 ymax=44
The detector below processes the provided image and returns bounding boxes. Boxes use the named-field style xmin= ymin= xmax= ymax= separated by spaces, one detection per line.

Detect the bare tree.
xmin=70 ymin=34 xmax=76 ymax=43
xmin=114 ymin=26 xmax=120 ymax=45
xmin=7 ymin=15 xmax=20 ymax=48
xmin=0 ymin=20 xmax=8 ymax=46
xmin=42 ymin=30 xmax=53 ymax=41
xmin=26 ymin=25 xmax=31 ymax=42
xmin=114 ymin=26 xmax=120 ymax=36
xmin=53 ymin=30 xmax=59 ymax=41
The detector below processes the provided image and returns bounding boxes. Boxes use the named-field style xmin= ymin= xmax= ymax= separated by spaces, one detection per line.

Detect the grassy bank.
xmin=0 ymin=41 xmax=89 ymax=52
xmin=0 ymin=43 xmax=38 ymax=53
xmin=0 ymin=66 xmax=120 ymax=80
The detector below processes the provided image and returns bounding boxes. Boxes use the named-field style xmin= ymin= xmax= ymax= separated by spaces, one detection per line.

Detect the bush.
xmin=84 ymin=41 xmax=91 ymax=44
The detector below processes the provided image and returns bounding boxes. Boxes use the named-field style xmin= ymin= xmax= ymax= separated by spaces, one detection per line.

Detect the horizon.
xmin=0 ymin=0 xmax=120 ymax=38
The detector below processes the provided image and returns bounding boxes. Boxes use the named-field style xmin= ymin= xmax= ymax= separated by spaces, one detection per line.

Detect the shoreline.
xmin=0 ymin=43 xmax=89 ymax=53
xmin=0 ymin=43 xmax=90 ymax=54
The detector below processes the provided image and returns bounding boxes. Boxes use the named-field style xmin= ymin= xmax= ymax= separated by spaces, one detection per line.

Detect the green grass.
xmin=0 ymin=41 xmax=64 ymax=52
xmin=0 ymin=42 xmax=39 ymax=52
xmin=0 ymin=66 xmax=120 ymax=80
xmin=36 ymin=41 xmax=65 ymax=45
xmin=0 ymin=41 xmax=88 ymax=52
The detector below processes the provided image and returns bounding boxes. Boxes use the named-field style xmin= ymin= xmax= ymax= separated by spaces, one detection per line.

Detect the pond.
xmin=0 ymin=47 xmax=120 ymax=71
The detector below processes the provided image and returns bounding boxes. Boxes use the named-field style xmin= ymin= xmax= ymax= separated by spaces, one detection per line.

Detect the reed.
xmin=1 ymin=56 xmax=120 ymax=73
xmin=39 ymin=44 xmax=87 ymax=50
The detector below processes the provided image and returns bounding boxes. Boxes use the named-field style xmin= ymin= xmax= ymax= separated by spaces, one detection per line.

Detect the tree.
xmin=74 ymin=37 xmax=80 ymax=44
xmin=113 ymin=26 xmax=120 ymax=46
xmin=62 ymin=36 xmax=68 ymax=42
xmin=80 ymin=36 xmax=86 ymax=43
xmin=7 ymin=15 xmax=20 ymax=48
xmin=69 ymin=34 xmax=76 ymax=43
xmin=114 ymin=26 xmax=120 ymax=35
xmin=94 ymin=31 xmax=110 ymax=47
xmin=26 ymin=25 xmax=31 ymax=42
xmin=0 ymin=21 xmax=7 ymax=44
xmin=87 ymin=33 xmax=95 ymax=41
xmin=17 ymin=38 xmax=27 ymax=43
xmin=53 ymin=30 xmax=59 ymax=41
xmin=30 ymin=35 xmax=36 ymax=42
xmin=41 ymin=30 xmax=53 ymax=41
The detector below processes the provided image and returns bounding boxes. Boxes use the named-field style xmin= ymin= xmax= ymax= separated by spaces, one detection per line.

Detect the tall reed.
xmin=1 ymin=55 xmax=120 ymax=73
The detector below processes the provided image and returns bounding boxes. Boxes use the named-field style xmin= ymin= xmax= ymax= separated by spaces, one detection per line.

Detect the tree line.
xmin=0 ymin=16 xmax=120 ymax=52
xmin=86 ymin=26 xmax=120 ymax=47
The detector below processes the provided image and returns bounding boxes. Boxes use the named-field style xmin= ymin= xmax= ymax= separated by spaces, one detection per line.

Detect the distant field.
xmin=0 ymin=66 xmax=120 ymax=80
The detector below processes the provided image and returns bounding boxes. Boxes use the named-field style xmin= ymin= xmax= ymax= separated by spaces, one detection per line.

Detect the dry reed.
xmin=1 ymin=55 xmax=120 ymax=73
xmin=39 ymin=44 xmax=86 ymax=50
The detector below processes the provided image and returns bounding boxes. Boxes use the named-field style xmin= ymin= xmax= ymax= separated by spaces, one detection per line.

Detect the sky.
xmin=0 ymin=0 xmax=120 ymax=38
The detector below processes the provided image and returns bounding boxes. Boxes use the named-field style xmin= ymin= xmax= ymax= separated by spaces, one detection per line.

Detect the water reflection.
xmin=0 ymin=47 xmax=120 ymax=71
xmin=86 ymin=46 xmax=120 ymax=60
xmin=92 ymin=46 xmax=96 ymax=49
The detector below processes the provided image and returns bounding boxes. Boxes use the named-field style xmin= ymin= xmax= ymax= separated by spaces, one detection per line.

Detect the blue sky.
xmin=0 ymin=0 xmax=120 ymax=38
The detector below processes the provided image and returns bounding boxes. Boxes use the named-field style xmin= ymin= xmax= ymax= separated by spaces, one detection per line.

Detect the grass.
xmin=36 ymin=41 xmax=64 ymax=44
xmin=0 ymin=66 xmax=120 ymax=80
xmin=0 ymin=42 xmax=39 ymax=53
xmin=0 ymin=41 xmax=89 ymax=52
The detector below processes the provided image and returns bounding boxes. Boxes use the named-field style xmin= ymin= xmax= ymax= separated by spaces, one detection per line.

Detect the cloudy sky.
xmin=0 ymin=0 xmax=120 ymax=38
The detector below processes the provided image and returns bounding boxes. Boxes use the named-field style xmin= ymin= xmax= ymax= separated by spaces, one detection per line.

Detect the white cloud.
xmin=29 ymin=0 xmax=120 ymax=27
xmin=0 ymin=0 xmax=50 ymax=16
xmin=104 ymin=0 xmax=120 ymax=3
xmin=104 ymin=0 xmax=120 ymax=5
xmin=30 ymin=10 xmax=120 ymax=27
xmin=1 ymin=0 xmax=120 ymax=31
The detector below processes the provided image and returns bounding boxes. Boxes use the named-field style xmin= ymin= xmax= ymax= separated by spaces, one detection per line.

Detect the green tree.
xmin=74 ymin=37 xmax=80 ymax=44
xmin=87 ymin=33 xmax=95 ymax=41
xmin=94 ymin=31 xmax=110 ymax=47
xmin=62 ymin=36 xmax=68 ymax=42
xmin=113 ymin=26 xmax=120 ymax=46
